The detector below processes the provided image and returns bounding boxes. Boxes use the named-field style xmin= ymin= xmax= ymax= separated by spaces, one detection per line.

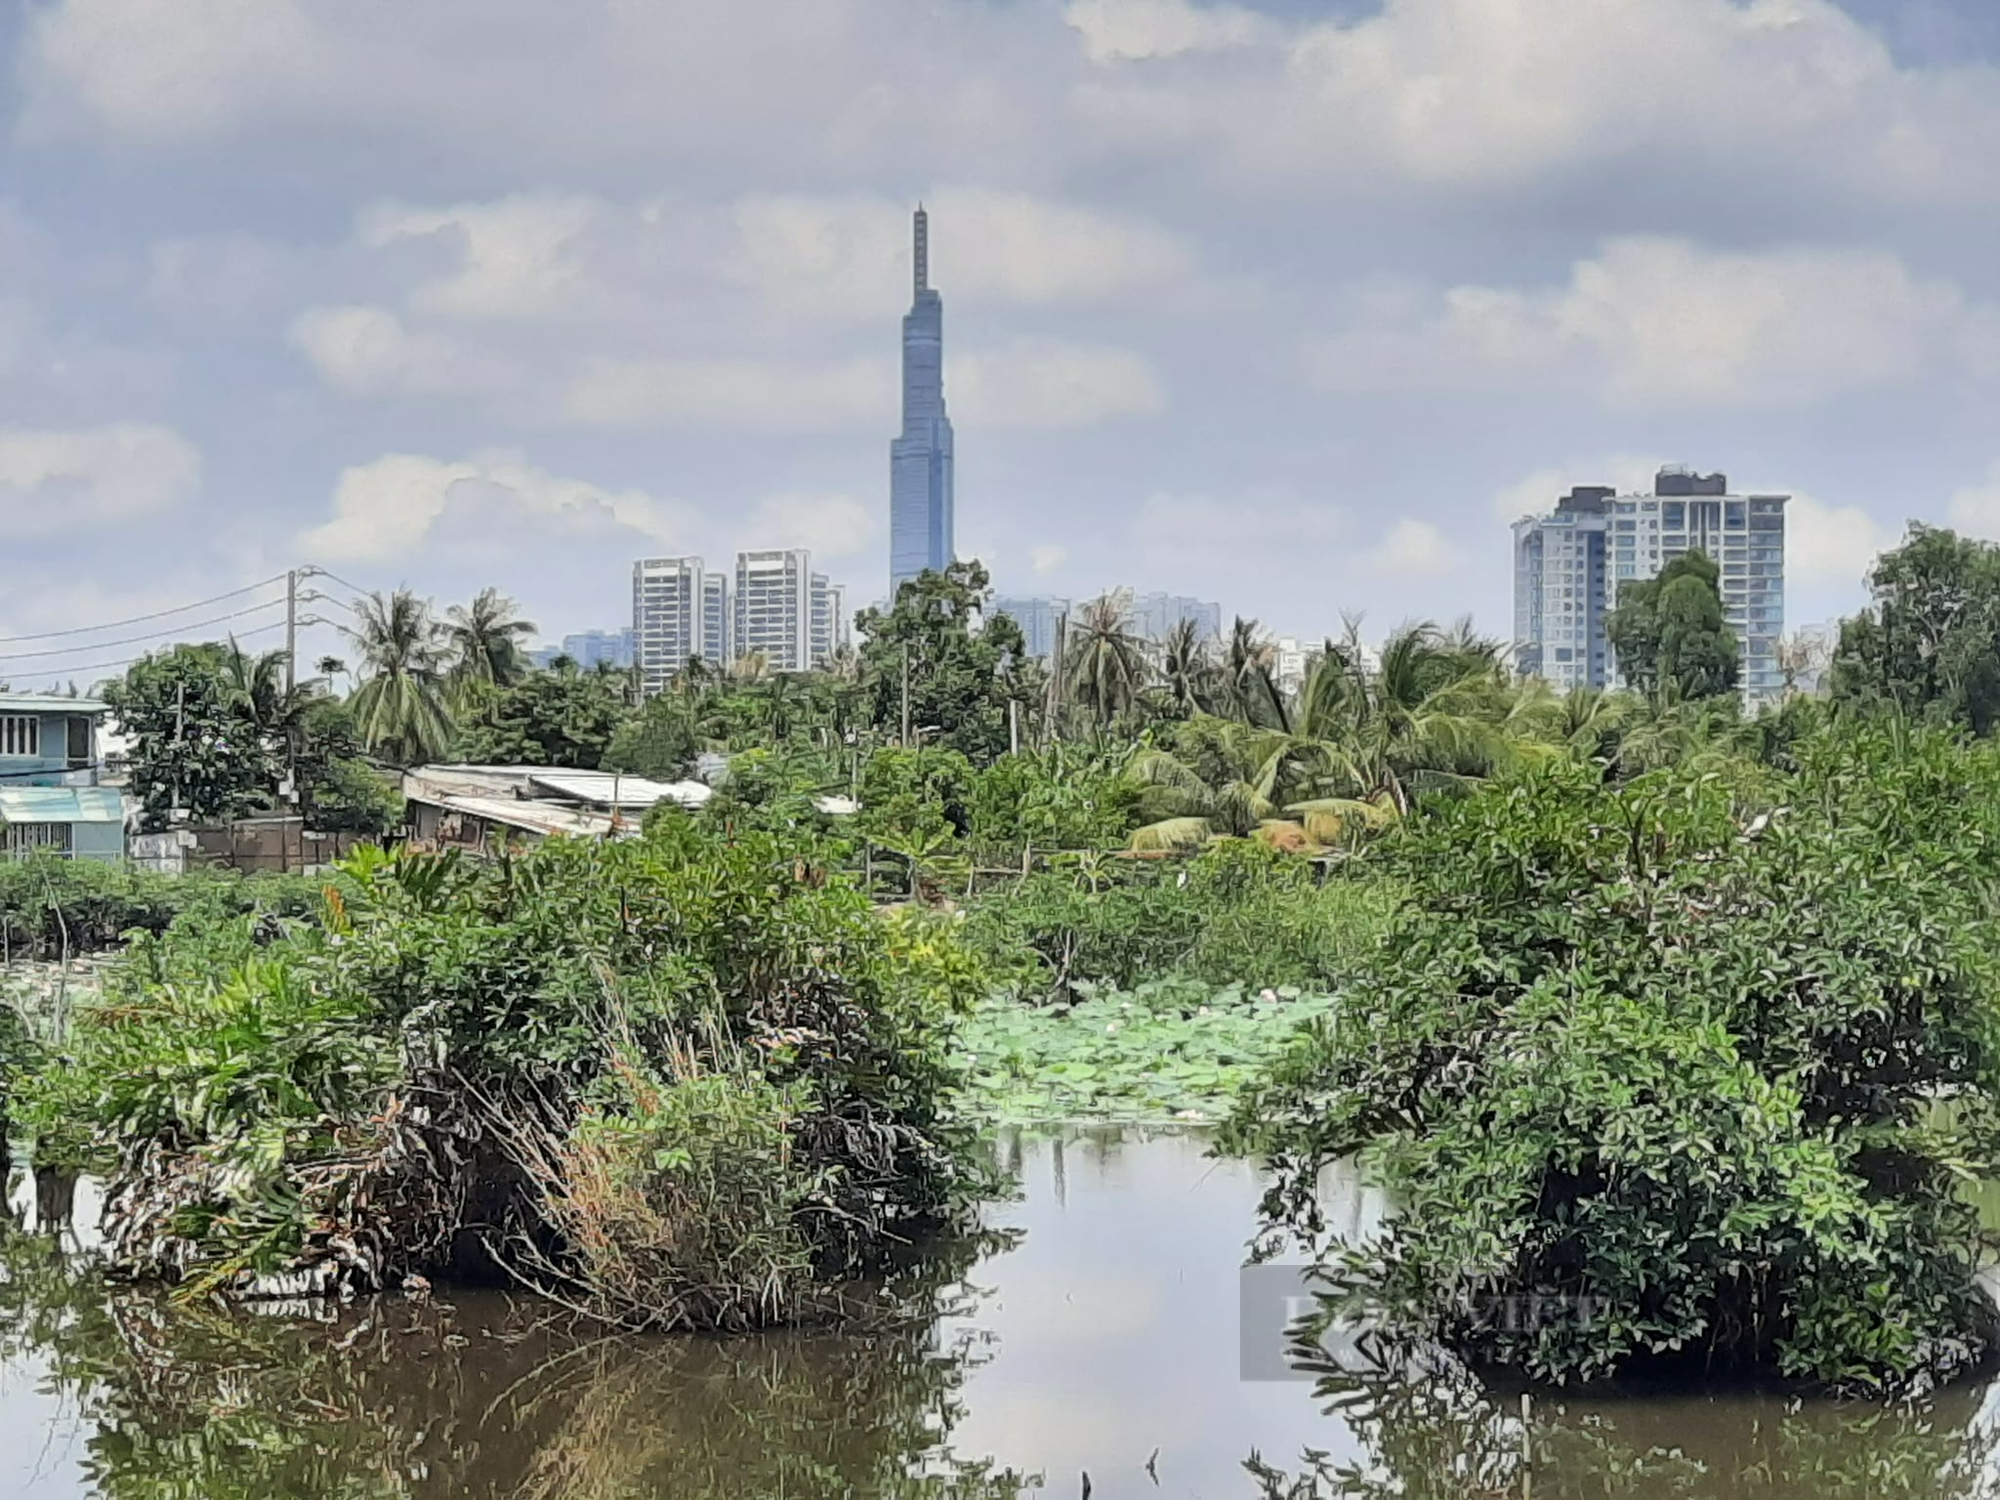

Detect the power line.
xmin=0 ymin=621 xmax=288 ymax=685
xmin=0 ymin=596 xmax=288 ymax=663
xmin=0 ymin=573 xmax=291 ymax=644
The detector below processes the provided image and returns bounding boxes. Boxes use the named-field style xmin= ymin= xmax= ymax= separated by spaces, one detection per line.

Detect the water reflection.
xmin=0 ymin=1135 xmax=1996 ymax=1498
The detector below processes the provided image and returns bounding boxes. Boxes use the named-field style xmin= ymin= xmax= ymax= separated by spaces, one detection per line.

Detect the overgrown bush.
xmin=26 ymin=821 xmax=987 ymax=1325
xmin=1228 ymin=724 xmax=2000 ymax=1394
xmin=0 ymin=855 xmax=321 ymax=959
xmin=962 ymin=841 xmax=1396 ymax=998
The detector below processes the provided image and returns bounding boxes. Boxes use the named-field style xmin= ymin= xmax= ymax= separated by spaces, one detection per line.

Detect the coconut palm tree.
xmin=445 ymin=588 xmax=536 ymax=692
xmin=1065 ymin=594 xmax=1150 ymax=727
xmin=1156 ymin=618 xmax=1216 ymax=717
xmin=1218 ymin=617 xmax=1287 ymax=730
xmin=345 ymin=589 xmax=454 ymax=766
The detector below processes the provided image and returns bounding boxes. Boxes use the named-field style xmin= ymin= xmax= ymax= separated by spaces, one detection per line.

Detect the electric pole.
xmin=901 ymin=644 xmax=911 ymax=748
xmin=285 ymin=568 xmax=298 ymax=694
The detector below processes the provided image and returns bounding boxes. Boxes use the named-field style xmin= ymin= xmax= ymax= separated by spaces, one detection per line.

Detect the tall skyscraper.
xmin=1512 ymin=468 xmax=1788 ymax=704
xmin=634 ymin=558 xmax=727 ymax=696
xmin=735 ymin=549 xmax=815 ymax=672
xmin=890 ymin=206 xmax=954 ymax=601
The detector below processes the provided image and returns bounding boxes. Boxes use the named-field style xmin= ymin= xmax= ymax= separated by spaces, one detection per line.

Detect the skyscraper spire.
xmin=913 ymin=204 xmax=929 ymax=296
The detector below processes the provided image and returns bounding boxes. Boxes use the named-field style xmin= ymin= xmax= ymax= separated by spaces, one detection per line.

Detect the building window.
xmin=0 ymin=716 xmax=39 ymax=758
xmin=4 ymin=822 xmax=70 ymax=858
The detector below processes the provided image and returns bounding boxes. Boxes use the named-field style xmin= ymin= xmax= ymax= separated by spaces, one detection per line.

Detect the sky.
xmin=6 ymin=0 xmax=2000 ymax=678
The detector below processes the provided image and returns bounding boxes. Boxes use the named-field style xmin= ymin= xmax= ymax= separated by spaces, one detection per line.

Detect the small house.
xmin=0 ymin=693 xmax=125 ymax=861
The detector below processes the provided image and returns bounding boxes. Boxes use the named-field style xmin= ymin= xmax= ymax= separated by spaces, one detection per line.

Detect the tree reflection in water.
xmin=0 ymin=1227 xmax=1034 ymax=1500
xmin=1247 ymin=1331 xmax=2000 ymax=1500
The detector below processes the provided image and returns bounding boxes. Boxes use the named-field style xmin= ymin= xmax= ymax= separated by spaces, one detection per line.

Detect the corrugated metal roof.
xmin=426 ymin=793 xmax=615 ymax=840
xmin=0 ymin=694 xmax=109 ymax=716
xmin=524 ymin=770 xmax=693 ymax=807
xmin=0 ymin=786 xmax=126 ymax=823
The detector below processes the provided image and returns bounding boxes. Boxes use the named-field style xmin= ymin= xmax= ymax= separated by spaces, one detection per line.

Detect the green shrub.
xmin=1228 ymin=725 xmax=2000 ymax=1393
xmin=27 ymin=821 xmax=984 ymax=1321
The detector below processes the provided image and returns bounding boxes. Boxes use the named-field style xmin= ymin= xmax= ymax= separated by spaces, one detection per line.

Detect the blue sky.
xmin=4 ymin=0 xmax=2000 ymax=676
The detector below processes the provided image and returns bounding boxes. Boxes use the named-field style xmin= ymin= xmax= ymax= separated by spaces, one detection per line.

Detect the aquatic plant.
xmin=954 ymin=978 xmax=1335 ymax=1125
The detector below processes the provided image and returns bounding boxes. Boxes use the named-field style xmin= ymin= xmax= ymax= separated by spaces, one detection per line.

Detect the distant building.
xmin=991 ymin=595 xmax=1071 ymax=660
xmin=810 ymin=575 xmax=848 ymax=665
xmin=702 ymin=574 xmax=731 ymax=667
xmin=736 ymin=549 xmax=815 ymax=672
xmin=1130 ymin=592 xmax=1222 ymax=646
xmin=1272 ymin=637 xmax=1311 ymax=697
xmin=1512 ymin=467 xmax=1787 ymax=704
xmin=0 ymin=693 xmax=123 ymax=861
xmin=533 ymin=629 xmax=633 ymax=671
xmin=890 ymin=206 xmax=955 ymax=600
xmin=633 ymin=557 xmax=727 ymax=697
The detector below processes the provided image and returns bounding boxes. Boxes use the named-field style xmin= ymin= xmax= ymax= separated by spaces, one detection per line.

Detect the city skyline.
xmin=6 ymin=0 xmax=1999 ymax=683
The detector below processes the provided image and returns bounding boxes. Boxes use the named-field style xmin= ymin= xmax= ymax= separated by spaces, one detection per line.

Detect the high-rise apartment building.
xmin=1130 ymin=592 xmax=1222 ymax=646
xmin=735 ymin=549 xmax=815 ymax=672
xmin=1512 ymin=468 xmax=1788 ymax=704
xmin=991 ymin=596 xmax=1071 ymax=661
xmin=634 ymin=557 xmax=728 ymax=697
xmin=701 ymin=574 xmax=731 ymax=668
xmin=810 ymin=575 xmax=848 ymax=665
xmin=889 ymin=207 xmax=954 ymax=601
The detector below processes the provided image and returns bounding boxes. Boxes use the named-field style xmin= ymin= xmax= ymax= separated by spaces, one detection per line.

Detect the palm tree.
xmin=1218 ymin=617 xmax=1287 ymax=730
xmin=1065 ymin=594 xmax=1150 ymax=726
xmin=218 ymin=639 xmax=315 ymax=800
xmin=445 ymin=588 xmax=536 ymax=692
xmin=1156 ymin=619 xmax=1215 ymax=717
xmin=345 ymin=589 xmax=454 ymax=766
xmin=315 ymin=655 xmax=348 ymax=694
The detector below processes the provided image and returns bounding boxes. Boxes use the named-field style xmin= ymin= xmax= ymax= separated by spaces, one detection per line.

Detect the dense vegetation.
xmin=15 ymin=823 xmax=988 ymax=1327
xmin=1229 ymin=725 xmax=2000 ymax=1394
xmin=17 ymin=523 xmax=2000 ymax=1393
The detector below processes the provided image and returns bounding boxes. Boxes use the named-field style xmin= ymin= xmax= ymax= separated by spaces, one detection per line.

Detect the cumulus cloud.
xmin=742 ymin=492 xmax=877 ymax=559
xmin=1312 ymin=239 xmax=1983 ymax=407
xmin=1490 ymin=455 xmax=1667 ymax=523
xmin=1065 ymin=0 xmax=1277 ymax=63
xmin=359 ymin=195 xmax=597 ymax=320
xmin=1031 ymin=543 xmax=1068 ymax=575
xmin=950 ymin=340 xmax=1164 ymax=428
xmin=299 ymin=452 xmax=696 ymax=564
xmin=1787 ymin=492 xmax=1895 ymax=589
xmin=1361 ymin=518 xmax=1458 ymax=577
xmin=1946 ymin=461 xmax=2000 ymax=539
xmin=0 ymin=424 xmax=200 ymax=534
xmin=288 ymin=305 xmax=519 ymax=398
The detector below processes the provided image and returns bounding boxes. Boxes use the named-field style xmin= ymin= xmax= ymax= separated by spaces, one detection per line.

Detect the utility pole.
xmin=285 ymin=568 xmax=298 ymax=694
xmin=1010 ymin=698 xmax=1020 ymax=757
xmin=901 ymin=644 xmax=911 ymax=748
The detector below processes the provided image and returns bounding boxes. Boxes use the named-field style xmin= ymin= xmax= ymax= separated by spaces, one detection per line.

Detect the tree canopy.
xmin=1606 ymin=550 xmax=1739 ymax=701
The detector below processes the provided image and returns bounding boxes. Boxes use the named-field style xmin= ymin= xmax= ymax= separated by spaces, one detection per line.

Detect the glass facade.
xmin=991 ymin=596 xmax=1071 ymax=660
xmin=890 ymin=207 xmax=954 ymax=600
xmin=1513 ymin=469 xmax=1788 ymax=706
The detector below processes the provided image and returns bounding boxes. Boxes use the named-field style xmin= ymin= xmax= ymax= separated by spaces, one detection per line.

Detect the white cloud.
xmin=1361 ymin=518 xmax=1457 ymax=577
xmin=288 ymin=305 xmax=518 ymax=397
xmin=561 ymin=356 xmax=893 ymax=432
xmin=1312 ymin=239 xmax=1981 ymax=407
xmin=359 ymin=195 xmax=598 ymax=320
xmin=1946 ymin=462 xmax=2000 ymax=539
xmin=1065 ymin=0 xmax=1276 ymax=63
xmin=1133 ymin=489 xmax=1347 ymax=580
xmin=1490 ymin=455 xmax=1666 ymax=522
xmin=0 ymin=424 xmax=200 ymax=533
xmin=1031 ymin=543 xmax=1068 ymax=575
xmin=1787 ymin=492 xmax=1894 ymax=588
xmin=742 ymin=492 xmax=876 ymax=559
xmin=299 ymin=452 xmax=695 ymax=564
xmin=950 ymin=340 xmax=1164 ymax=428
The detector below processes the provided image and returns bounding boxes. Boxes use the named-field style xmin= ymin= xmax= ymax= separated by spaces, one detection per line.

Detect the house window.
xmin=4 ymin=822 xmax=71 ymax=858
xmin=0 ymin=716 xmax=39 ymax=758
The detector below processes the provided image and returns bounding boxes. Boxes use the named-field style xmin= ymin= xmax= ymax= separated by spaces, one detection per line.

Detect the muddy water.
xmin=0 ymin=1131 xmax=1996 ymax=1498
